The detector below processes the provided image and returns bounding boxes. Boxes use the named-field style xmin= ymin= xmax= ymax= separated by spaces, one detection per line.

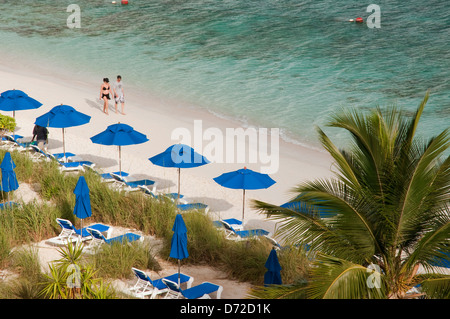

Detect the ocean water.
xmin=0 ymin=0 xmax=448 ymax=150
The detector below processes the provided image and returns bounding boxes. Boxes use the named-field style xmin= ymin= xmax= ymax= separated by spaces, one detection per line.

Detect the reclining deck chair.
xmin=47 ymin=153 xmax=95 ymax=172
xmin=111 ymin=173 xmax=157 ymax=192
xmin=213 ymin=218 xmax=244 ymax=231
xmin=220 ymin=220 xmax=270 ymax=240
xmin=129 ymin=267 xmax=193 ymax=299
xmin=162 ymin=278 xmax=223 ymax=299
xmin=46 ymin=218 xmax=111 ymax=246
xmin=84 ymin=227 xmax=142 ymax=253
xmin=138 ymin=185 xmax=182 ymax=201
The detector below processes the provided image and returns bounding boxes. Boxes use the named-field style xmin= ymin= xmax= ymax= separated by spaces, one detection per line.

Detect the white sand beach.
xmin=0 ymin=63 xmax=335 ymax=298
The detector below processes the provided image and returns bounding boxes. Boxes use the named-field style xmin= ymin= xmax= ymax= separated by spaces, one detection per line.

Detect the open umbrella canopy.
xmin=149 ymin=144 xmax=209 ymax=198
xmin=0 ymin=152 xmax=19 ymax=193
xmin=0 ymin=89 xmax=42 ymax=114
xmin=149 ymin=144 xmax=209 ymax=168
xmin=90 ymin=123 xmax=148 ymax=146
xmin=35 ymin=104 xmax=91 ymax=128
xmin=90 ymin=123 xmax=148 ymax=174
xmin=35 ymin=104 xmax=91 ymax=160
xmin=213 ymin=167 xmax=276 ymax=221
xmin=264 ymin=249 xmax=282 ymax=286
xmin=213 ymin=167 xmax=276 ymax=190
xmin=73 ymin=176 xmax=92 ymax=220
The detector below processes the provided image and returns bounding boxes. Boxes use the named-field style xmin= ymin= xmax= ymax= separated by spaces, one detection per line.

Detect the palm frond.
xmin=247 ymin=283 xmax=307 ymax=299
xmin=420 ymin=276 xmax=450 ymax=299
xmin=307 ymin=253 xmax=387 ymax=299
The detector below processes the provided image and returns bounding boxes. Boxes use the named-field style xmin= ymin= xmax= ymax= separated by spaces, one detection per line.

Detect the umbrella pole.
xmin=242 ymin=189 xmax=246 ymax=222
xmin=119 ymin=145 xmax=122 ymax=176
xmin=177 ymin=167 xmax=181 ymax=201
xmin=62 ymin=128 xmax=66 ymax=162
xmin=178 ymin=259 xmax=181 ymax=286
xmin=79 ymin=218 xmax=83 ymax=245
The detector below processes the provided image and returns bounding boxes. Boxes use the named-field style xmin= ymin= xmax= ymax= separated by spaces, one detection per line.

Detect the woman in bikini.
xmin=100 ymin=78 xmax=112 ymax=115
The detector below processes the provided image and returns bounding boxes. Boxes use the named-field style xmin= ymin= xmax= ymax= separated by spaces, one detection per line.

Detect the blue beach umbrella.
xmin=169 ymin=214 xmax=189 ymax=285
xmin=90 ymin=122 xmax=148 ymax=175
xmin=213 ymin=167 xmax=276 ymax=221
xmin=35 ymin=104 xmax=91 ymax=161
xmin=0 ymin=89 xmax=42 ymax=118
xmin=149 ymin=144 xmax=209 ymax=199
xmin=0 ymin=89 xmax=43 ymax=139
xmin=73 ymin=176 xmax=92 ymax=239
xmin=264 ymin=248 xmax=282 ymax=286
xmin=0 ymin=152 xmax=19 ymax=202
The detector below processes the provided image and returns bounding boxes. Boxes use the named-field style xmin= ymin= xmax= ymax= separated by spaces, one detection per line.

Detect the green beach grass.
xmin=0 ymin=148 xmax=309 ymax=298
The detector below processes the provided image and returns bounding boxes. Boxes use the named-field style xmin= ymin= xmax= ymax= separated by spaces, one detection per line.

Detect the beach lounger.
xmin=162 ymin=278 xmax=223 ymax=299
xmin=220 ymin=220 xmax=270 ymax=240
xmin=84 ymin=227 xmax=143 ymax=253
xmin=1 ymin=134 xmax=24 ymax=148
xmin=82 ymin=164 xmax=125 ymax=183
xmin=214 ymin=218 xmax=244 ymax=231
xmin=138 ymin=185 xmax=208 ymax=213
xmin=111 ymin=173 xmax=157 ymax=192
xmin=29 ymin=144 xmax=76 ymax=161
xmin=46 ymin=218 xmax=112 ymax=246
xmin=29 ymin=145 xmax=51 ymax=161
xmin=129 ymin=268 xmax=193 ymax=299
xmin=138 ymin=185 xmax=183 ymax=201
xmin=3 ymin=135 xmax=32 ymax=153
xmin=51 ymin=152 xmax=78 ymax=162
xmin=47 ymin=153 xmax=95 ymax=172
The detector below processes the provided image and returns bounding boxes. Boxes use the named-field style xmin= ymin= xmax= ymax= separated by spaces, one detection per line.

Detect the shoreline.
xmin=0 ymin=59 xmax=334 ymax=238
xmin=0 ymin=49 xmax=328 ymax=153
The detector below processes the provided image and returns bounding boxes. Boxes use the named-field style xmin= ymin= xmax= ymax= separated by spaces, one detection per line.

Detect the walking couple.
xmin=100 ymin=75 xmax=125 ymax=115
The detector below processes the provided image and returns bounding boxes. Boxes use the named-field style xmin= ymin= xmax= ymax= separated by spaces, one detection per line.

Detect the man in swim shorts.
xmin=31 ymin=124 xmax=49 ymax=151
xmin=113 ymin=75 xmax=125 ymax=114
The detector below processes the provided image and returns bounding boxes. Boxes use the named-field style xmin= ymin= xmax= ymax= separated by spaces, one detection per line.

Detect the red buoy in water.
xmin=355 ymin=17 xmax=363 ymax=23
xmin=121 ymin=0 xmax=128 ymax=4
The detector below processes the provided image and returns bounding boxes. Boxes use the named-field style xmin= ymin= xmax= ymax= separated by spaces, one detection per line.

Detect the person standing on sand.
xmin=100 ymin=78 xmax=112 ymax=115
xmin=113 ymin=75 xmax=125 ymax=115
xmin=31 ymin=124 xmax=49 ymax=151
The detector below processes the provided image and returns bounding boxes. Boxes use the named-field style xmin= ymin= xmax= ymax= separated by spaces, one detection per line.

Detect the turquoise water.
xmin=0 ymin=0 xmax=448 ymax=149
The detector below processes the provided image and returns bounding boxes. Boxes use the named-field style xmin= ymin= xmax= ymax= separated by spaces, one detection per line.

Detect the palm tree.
xmin=252 ymin=91 xmax=450 ymax=299
xmin=40 ymin=242 xmax=116 ymax=299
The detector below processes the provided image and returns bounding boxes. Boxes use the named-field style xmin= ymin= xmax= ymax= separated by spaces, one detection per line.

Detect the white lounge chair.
xmin=162 ymin=278 xmax=223 ymax=299
xmin=111 ymin=173 xmax=157 ymax=192
xmin=84 ymin=228 xmax=143 ymax=253
xmin=220 ymin=220 xmax=271 ymax=241
xmin=129 ymin=268 xmax=193 ymax=299
xmin=5 ymin=137 xmax=31 ymax=153
xmin=46 ymin=218 xmax=111 ymax=246
xmin=82 ymin=164 xmax=118 ymax=183
xmin=47 ymin=153 xmax=95 ymax=172
xmin=138 ymin=185 xmax=181 ymax=201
